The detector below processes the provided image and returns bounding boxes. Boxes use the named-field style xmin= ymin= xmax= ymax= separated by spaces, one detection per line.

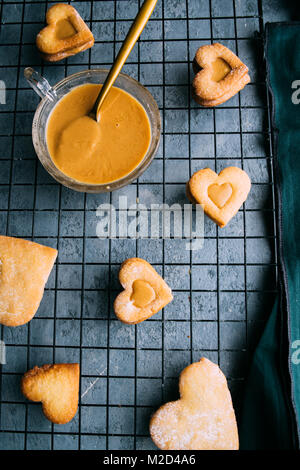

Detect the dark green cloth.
xmin=240 ymin=23 xmax=300 ymax=450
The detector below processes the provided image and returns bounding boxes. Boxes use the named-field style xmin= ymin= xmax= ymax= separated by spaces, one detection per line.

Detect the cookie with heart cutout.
xmin=150 ymin=358 xmax=239 ymax=450
xmin=36 ymin=3 xmax=94 ymax=62
xmin=187 ymin=167 xmax=251 ymax=228
xmin=0 ymin=236 xmax=57 ymax=327
xmin=192 ymin=43 xmax=250 ymax=107
xmin=114 ymin=258 xmax=173 ymax=324
xmin=21 ymin=363 xmax=80 ymax=424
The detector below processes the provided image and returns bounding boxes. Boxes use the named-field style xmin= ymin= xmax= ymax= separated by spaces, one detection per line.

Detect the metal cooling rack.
xmin=0 ymin=0 xmax=278 ymax=450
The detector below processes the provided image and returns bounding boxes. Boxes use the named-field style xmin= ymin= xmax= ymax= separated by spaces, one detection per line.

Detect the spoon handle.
xmin=92 ymin=0 xmax=157 ymax=121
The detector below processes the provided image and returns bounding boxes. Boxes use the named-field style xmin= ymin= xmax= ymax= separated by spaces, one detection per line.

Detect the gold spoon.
xmin=89 ymin=0 xmax=158 ymax=122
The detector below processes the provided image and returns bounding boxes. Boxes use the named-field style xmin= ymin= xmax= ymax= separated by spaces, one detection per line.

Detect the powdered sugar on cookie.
xmin=150 ymin=358 xmax=239 ymax=450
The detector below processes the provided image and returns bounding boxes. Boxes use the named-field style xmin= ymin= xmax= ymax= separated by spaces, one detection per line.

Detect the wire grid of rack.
xmin=0 ymin=0 xmax=277 ymax=450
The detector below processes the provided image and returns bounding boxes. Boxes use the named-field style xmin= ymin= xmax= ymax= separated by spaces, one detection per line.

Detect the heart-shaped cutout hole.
xmin=211 ymin=58 xmax=231 ymax=82
xmin=208 ymin=182 xmax=232 ymax=208
xmin=130 ymin=279 xmax=156 ymax=308
xmin=55 ymin=19 xmax=77 ymax=40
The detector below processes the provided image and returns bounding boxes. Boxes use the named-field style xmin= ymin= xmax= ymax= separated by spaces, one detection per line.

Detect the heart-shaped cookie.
xmin=0 ymin=236 xmax=57 ymax=327
xmin=114 ymin=258 xmax=173 ymax=324
xmin=36 ymin=4 xmax=94 ymax=61
xmin=150 ymin=358 xmax=239 ymax=450
xmin=21 ymin=363 xmax=80 ymax=424
xmin=192 ymin=43 xmax=250 ymax=107
xmin=187 ymin=167 xmax=251 ymax=228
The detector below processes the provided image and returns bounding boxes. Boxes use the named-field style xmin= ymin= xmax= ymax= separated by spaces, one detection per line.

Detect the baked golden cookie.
xmin=0 ymin=236 xmax=57 ymax=327
xmin=41 ymin=39 xmax=94 ymax=62
xmin=187 ymin=167 xmax=251 ymax=228
xmin=150 ymin=358 xmax=239 ymax=450
xmin=114 ymin=258 xmax=173 ymax=324
xmin=21 ymin=363 xmax=80 ymax=424
xmin=192 ymin=43 xmax=250 ymax=106
xmin=36 ymin=4 xmax=94 ymax=62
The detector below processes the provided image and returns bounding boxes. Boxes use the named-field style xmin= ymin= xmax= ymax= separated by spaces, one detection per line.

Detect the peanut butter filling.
xmin=211 ymin=58 xmax=231 ymax=82
xmin=55 ymin=19 xmax=77 ymax=39
xmin=130 ymin=280 xmax=156 ymax=308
